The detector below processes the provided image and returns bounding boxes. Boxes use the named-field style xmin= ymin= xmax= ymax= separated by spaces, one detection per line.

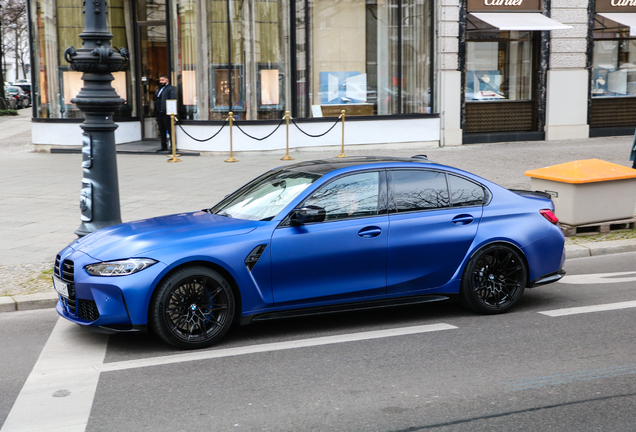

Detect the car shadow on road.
xmin=105 ymin=300 xmax=466 ymax=361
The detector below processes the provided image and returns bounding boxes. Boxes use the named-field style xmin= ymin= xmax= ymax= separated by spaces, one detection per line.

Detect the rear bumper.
xmin=528 ymin=268 xmax=566 ymax=288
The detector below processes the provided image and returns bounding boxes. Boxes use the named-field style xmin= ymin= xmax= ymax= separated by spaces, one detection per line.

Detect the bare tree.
xmin=1 ymin=0 xmax=28 ymax=81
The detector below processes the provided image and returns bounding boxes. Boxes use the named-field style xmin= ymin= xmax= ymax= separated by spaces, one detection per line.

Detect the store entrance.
xmin=138 ymin=24 xmax=168 ymax=140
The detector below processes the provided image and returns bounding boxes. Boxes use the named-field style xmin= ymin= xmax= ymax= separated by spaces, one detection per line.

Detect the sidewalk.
xmin=1 ymin=111 xmax=635 ymax=312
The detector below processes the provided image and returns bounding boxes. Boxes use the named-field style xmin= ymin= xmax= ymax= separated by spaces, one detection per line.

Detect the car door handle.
xmin=358 ymin=226 xmax=382 ymax=238
xmin=452 ymin=214 xmax=474 ymax=225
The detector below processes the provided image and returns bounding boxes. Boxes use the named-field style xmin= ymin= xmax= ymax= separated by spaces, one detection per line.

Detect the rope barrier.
xmin=291 ymin=116 xmax=341 ymax=138
xmin=234 ymin=118 xmax=285 ymax=141
xmin=176 ymin=120 xmax=227 ymax=142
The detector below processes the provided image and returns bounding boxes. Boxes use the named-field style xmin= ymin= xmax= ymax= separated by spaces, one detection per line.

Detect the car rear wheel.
xmin=460 ymin=244 xmax=527 ymax=314
xmin=150 ymin=266 xmax=235 ymax=349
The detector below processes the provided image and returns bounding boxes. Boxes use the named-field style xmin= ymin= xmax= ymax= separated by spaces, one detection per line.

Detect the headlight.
xmin=85 ymin=258 xmax=158 ymax=276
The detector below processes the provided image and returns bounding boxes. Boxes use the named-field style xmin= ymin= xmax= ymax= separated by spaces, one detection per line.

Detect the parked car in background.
xmin=53 ymin=156 xmax=566 ymax=350
xmin=3 ymin=88 xmax=18 ymax=109
xmin=5 ymin=86 xmax=30 ymax=109
xmin=12 ymin=83 xmax=32 ymax=106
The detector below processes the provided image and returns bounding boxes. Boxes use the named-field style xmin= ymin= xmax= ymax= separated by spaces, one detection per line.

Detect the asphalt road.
xmin=1 ymin=252 xmax=636 ymax=432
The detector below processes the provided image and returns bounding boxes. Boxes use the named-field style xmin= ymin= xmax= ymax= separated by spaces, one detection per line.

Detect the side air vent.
xmin=245 ymin=245 xmax=267 ymax=271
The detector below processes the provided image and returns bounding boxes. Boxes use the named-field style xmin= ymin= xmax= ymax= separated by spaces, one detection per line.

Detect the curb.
xmin=0 ymin=292 xmax=58 ymax=313
xmin=565 ymin=239 xmax=636 ymax=259
xmin=1 ymin=239 xmax=635 ymax=314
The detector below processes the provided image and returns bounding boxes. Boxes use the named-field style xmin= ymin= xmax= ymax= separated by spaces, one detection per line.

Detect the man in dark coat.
xmin=155 ymin=74 xmax=177 ymax=151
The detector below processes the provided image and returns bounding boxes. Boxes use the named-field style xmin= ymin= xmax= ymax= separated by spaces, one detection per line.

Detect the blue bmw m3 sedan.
xmin=53 ymin=156 xmax=566 ymax=349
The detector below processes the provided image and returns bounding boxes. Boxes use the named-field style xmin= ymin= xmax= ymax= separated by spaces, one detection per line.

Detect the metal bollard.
xmin=167 ymin=113 xmax=182 ymax=163
xmin=225 ymin=111 xmax=238 ymax=163
xmin=281 ymin=111 xmax=294 ymax=161
xmin=336 ymin=110 xmax=347 ymax=158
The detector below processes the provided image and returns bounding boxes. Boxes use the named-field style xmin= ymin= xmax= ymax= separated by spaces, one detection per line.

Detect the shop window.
xmin=592 ymin=16 xmax=636 ymax=98
xmin=295 ymin=0 xmax=433 ymax=118
xmin=31 ymin=0 xmax=134 ymax=119
xmin=174 ymin=0 xmax=289 ymax=121
xmin=465 ymin=26 xmax=533 ymax=102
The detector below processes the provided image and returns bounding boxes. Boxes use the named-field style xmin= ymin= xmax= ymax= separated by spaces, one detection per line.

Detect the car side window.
xmin=448 ymin=174 xmax=486 ymax=207
xmin=391 ymin=170 xmax=450 ymax=212
xmin=304 ymin=172 xmax=380 ymax=221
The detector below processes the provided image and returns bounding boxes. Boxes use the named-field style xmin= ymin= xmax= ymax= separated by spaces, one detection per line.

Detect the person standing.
xmin=155 ymin=74 xmax=176 ymax=151
xmin=631 ymin=134 xmax=636 ymax=169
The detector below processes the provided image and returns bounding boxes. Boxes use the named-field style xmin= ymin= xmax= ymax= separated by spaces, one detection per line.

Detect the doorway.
xmin=136 ymin=1 xmax=168 ymax=140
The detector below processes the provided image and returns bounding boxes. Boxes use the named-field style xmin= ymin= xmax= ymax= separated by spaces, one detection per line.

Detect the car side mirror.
xmin=290 ymin=205 xmax=326 ymax=226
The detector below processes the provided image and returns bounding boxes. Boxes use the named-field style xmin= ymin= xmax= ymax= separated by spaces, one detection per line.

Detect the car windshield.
xmin=210 ymin=169 xmax=322 ymax=221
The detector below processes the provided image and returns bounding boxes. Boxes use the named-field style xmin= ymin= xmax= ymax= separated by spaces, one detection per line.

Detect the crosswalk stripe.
xmin=98 ymin=323 xmax=458 ymax=373
xmin=539 ymin=300 xmax=636 ymax=317
xmin=1 ymin=318 xmax=108 ymax=432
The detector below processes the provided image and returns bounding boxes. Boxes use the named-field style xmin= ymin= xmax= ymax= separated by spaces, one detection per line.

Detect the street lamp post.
xmin=64 ymin=0 xmax=128 ymax=237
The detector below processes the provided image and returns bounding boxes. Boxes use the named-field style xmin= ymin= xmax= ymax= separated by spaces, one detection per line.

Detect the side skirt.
xmin=240 ymin=295 xmax=451 ymax=325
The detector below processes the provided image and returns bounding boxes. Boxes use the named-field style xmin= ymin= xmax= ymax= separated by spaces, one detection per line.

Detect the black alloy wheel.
xmin=150 ymin=266 xmax=235 ymax=349
xmin=460 ymin=244 xmax=527 ymax=314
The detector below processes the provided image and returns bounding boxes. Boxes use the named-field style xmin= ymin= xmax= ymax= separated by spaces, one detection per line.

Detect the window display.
xmin=592 ymin=16 xmax=636 ymax=98
xmin=298 ymin=0 xmax=432 ymax=117
xmin=465 ymin=28 xmax=533 ymax=102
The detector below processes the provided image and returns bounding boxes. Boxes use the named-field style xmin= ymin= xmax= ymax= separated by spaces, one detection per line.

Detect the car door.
xmin=271 ymin=170 xmax=388 ymax=303
xmin=387 ymin=169 xmax=485 ymax=294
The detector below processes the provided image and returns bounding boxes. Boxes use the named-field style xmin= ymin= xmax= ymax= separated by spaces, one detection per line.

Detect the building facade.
xmin=26 ymin=0 xmax=636 ymax=152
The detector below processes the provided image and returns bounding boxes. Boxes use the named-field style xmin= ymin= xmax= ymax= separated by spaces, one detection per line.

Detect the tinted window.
xmin=305 ymin=172 xmax=380 ymax=221
xmin=448 ymin=175 xmax=485 ymax=207
xmin=392 ymin=170 xmax=450 ymax=212
xmin=211 ymin=170 xmax=321 ymax=221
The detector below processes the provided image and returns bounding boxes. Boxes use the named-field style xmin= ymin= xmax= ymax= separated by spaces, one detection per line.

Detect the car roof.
xmin=283 ymin=156 xmax=434 ymax=175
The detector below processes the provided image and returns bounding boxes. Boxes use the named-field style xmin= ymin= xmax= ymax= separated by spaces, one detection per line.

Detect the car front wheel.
xmin=150 ymin=266 xmax=235 ymax=349
xmin=460 ymin=244 xmax=527 ymax=314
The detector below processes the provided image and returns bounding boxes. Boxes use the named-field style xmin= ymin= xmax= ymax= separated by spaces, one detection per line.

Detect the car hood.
xmin=69 ymin=211 xmax=262 ymax=261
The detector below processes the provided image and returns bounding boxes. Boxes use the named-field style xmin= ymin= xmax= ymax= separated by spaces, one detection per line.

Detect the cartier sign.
xmin=467 ymin=0 xmax=542 ymax=12
xmin=596 ymin=0 xmax=636 ymax=12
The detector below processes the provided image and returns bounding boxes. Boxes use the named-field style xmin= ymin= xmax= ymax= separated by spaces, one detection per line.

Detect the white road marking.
xmin=559 ymin=271 xmax=636 ymax=285
xmin=98 ymin=323 xmax=458 ymax=373
xmin=1 ymin=318 xmax=108 ymax=432
xmin=539 ymin=300 xmax=636 ymax=317
xmin=2 ymin=321 xmax=456 ymax=431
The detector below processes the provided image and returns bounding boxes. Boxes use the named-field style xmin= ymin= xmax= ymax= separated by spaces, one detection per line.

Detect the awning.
xmin=597 ymin=13 xmax=636 ymax=36
xmin=470 ymin=13 xmax=572 ymax=31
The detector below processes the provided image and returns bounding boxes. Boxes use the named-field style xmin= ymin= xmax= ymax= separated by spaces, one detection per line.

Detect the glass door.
xmin=136 ymin=0 xmax=168 ymax=140
xmin=138 ymin=24 xmax=168 ymax=139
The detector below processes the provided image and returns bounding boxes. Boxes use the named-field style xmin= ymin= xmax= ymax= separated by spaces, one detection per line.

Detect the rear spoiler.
xmin=508 ymin=189 xmax=553 ymax=200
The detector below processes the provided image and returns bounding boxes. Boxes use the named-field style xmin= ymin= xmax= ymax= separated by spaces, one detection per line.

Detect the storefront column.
xmin=545 ymin=0 xmax=590 ymax=140
xmin=438 ymin=0 xmax=463 ymax=146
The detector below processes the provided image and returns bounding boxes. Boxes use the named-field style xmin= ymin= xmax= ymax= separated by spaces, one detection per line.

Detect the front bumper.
xmin=54 ymin=247 xmax=167 ymax=332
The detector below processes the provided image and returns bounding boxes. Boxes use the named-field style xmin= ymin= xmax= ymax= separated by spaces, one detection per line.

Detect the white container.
xmin=526 ymin=159 xmax=636 ymax=226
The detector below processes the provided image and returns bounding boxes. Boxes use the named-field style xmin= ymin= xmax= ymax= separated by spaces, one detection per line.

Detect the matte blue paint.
xmin=53 ymin=158 xmax=566 ymax=334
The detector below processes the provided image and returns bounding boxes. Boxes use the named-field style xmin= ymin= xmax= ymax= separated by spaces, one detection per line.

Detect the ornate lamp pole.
xmin=64 ymin=0 xmax=129 ymax=237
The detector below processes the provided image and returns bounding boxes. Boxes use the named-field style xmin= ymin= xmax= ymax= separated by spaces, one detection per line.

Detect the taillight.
xmin=540 ymin=209 xmax=559 ymax=225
